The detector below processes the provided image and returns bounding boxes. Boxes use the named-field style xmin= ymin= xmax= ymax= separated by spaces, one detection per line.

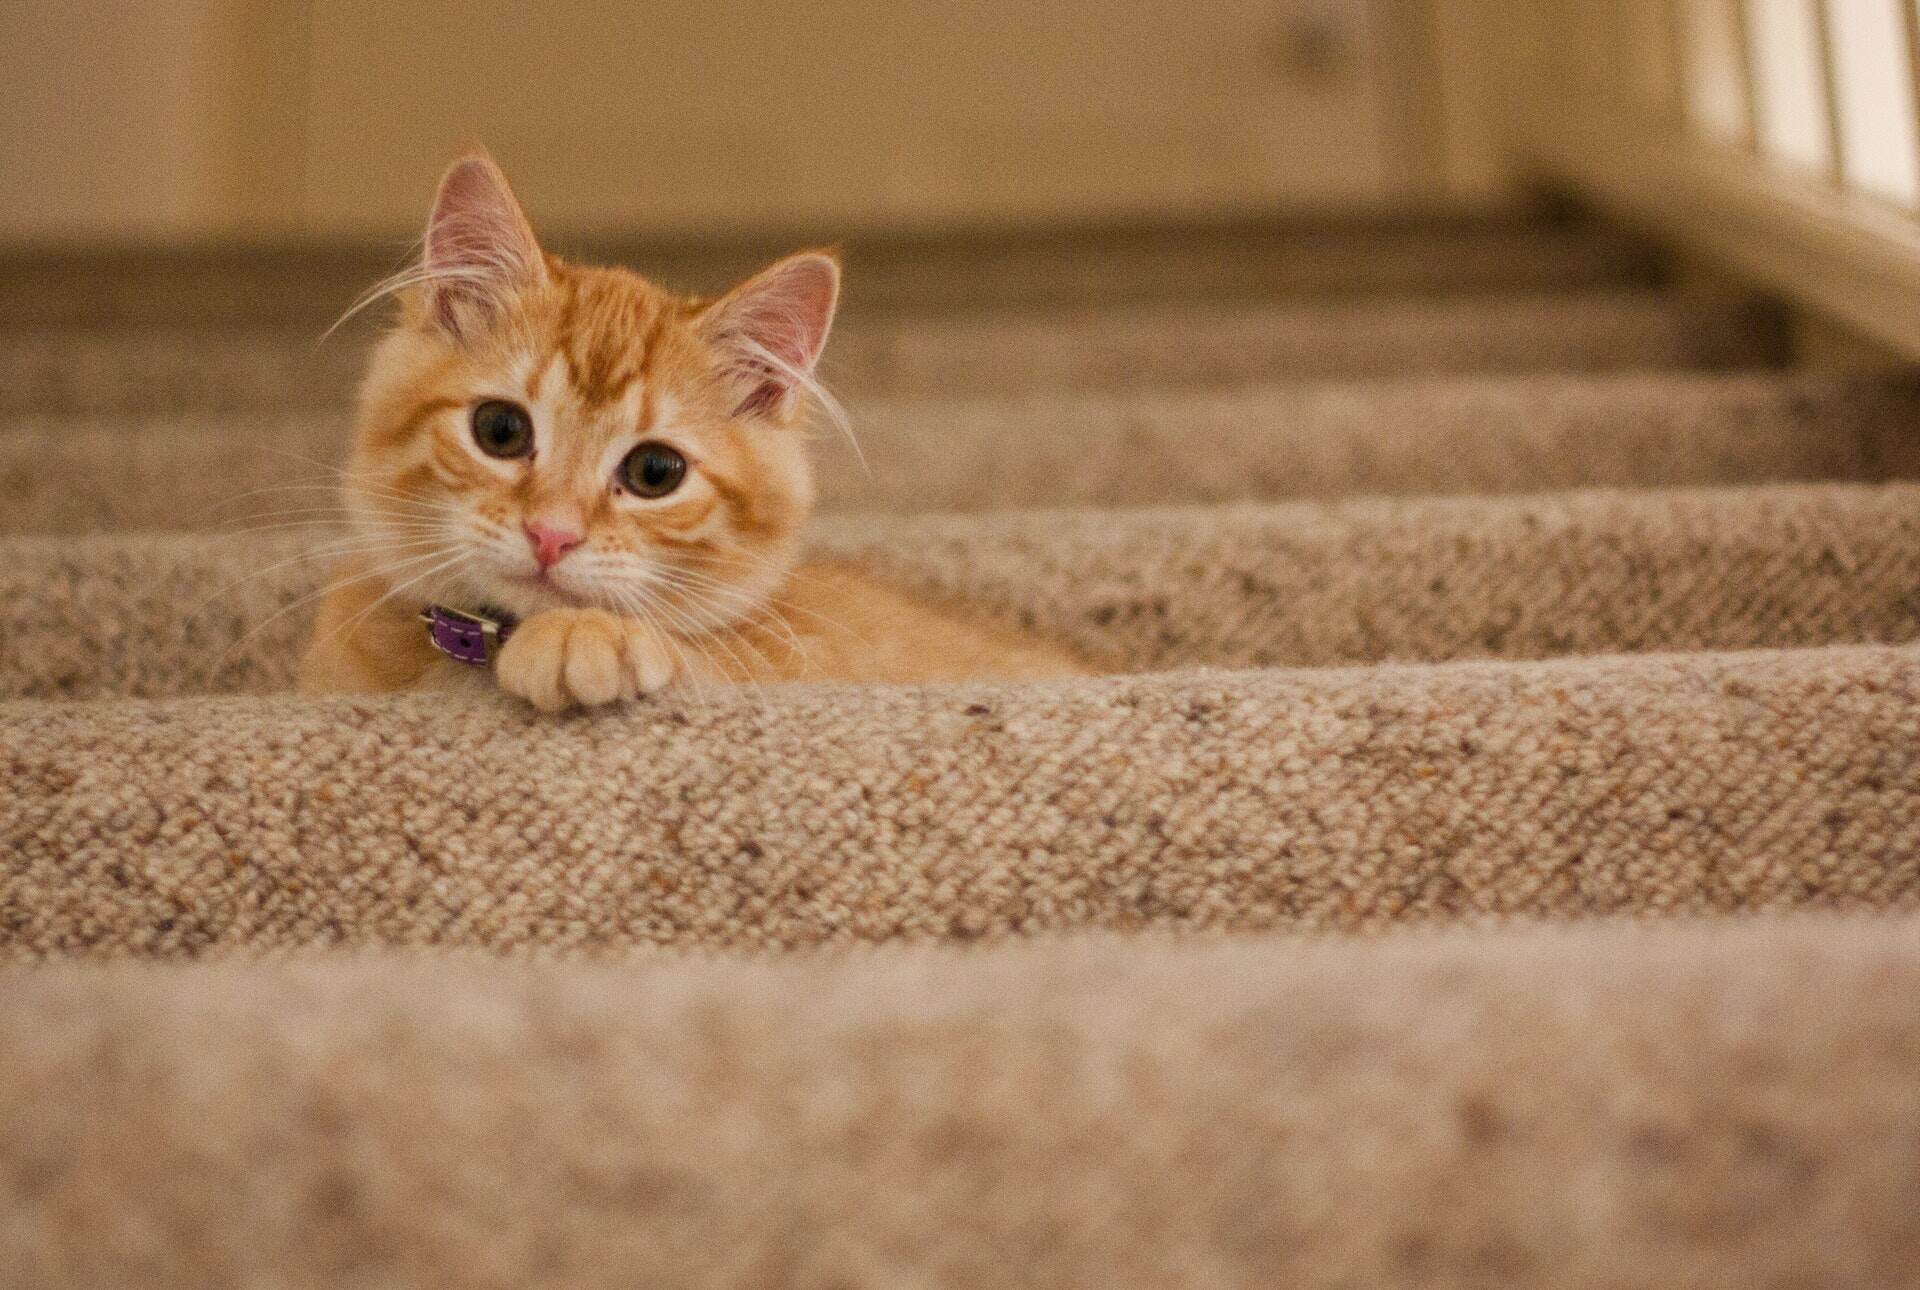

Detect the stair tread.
xmin=0 ymin=289 xmax=1788 ymax=416
xmin=0 ymin=215 xmax=1661 ymax=327
xmin=5 ymin=369 xmax=1918 ymax=533
xmin=6 ymin=481 xmax=1918 ymax=700
xmin=8 ymin=198 xmax=1920 ymax=1288
xmin=6 ymin=642 xmax=1917 ymax=958
xmin=8 ymin=915 xmax=1917 ymax=1283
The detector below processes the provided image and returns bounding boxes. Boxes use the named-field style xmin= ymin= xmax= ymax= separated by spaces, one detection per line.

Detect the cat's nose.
xmin=524 ymin=521 xmax=584 ymax=570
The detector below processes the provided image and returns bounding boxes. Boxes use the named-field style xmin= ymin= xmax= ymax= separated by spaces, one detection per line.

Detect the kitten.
xmin=298 ymin=154 xmax=1084 ymax=710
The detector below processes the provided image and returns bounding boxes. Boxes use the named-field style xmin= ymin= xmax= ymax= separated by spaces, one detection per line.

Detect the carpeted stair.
xmin=3 ymin=212 xmax=1919 ymax=1287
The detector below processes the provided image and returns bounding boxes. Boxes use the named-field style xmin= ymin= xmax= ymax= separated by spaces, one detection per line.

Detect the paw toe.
xmin=624 ymin=630 xmax=678 ymax=693
xmin=564 ymin=622 xmax=627 ymax=706
xmin=498 ymin=620 xmax=570 ymax=712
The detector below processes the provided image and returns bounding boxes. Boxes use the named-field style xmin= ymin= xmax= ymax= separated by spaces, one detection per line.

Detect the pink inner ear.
xmin=709 ymin=255 xmax=840 ymax=414
xmin=734 ymin=380 xmax=786 ymax=419
xmin=746 ymin=256 xmax=839 ymax=370
xmin=423 ymin=157 xmax=544 ymax=334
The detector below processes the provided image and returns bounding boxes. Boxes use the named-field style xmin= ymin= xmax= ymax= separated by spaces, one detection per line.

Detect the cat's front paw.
xmin=495 ymin=608 xmax=678 ymax=712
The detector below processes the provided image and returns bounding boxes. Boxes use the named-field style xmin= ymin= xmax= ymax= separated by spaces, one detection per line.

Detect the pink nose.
xmin=524 ymin=522 xmax=583 ymax=570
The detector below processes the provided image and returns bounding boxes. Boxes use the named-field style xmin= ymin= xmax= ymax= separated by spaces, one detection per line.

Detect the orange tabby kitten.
xmin=299 ymin=154 xmax=1082 ymax=710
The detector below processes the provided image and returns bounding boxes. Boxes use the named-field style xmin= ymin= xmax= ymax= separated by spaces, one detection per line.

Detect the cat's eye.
xmin=619 ymin=443 xmax=688 ymax=498
xmin=470 ymin=400 xmax=534 ymax=459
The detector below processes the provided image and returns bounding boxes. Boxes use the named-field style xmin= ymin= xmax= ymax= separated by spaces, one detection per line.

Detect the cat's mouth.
xmin=448 ymin=567 xmax=600 ymax=620
xmin=508 ymin=569 xmax=592 ymax=605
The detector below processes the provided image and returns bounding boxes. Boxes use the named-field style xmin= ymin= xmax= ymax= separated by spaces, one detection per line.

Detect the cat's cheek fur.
xmin=495 ymin=608 xmax=681 ymax=712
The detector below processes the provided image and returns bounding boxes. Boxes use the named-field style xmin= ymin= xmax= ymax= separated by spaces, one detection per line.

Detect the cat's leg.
xmin=495 ymin=608 xmax=688 ymax=712
xmin=297 ymin=577 xmax=439 ymax=694
xmin=298 ymin=627 xmax=383 ymax=694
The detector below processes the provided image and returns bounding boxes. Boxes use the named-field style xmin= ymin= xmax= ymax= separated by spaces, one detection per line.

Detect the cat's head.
xmin=345 ymin=153 xmax=840 ymax=629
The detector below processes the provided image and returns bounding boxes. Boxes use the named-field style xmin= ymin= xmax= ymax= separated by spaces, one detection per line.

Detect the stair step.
xmin=6 ymin=371 xmax=1917 ymax=534
xmin=7 ymin=205 xmax=1918 ymax=1290
xmin=0 ymin=290 xmax=1788 ymax=417
xmin=5 ymin=483 xmax=1916 ymax=700
xmin=0 ymin=216 xmax=1661 ymax=328
xmin=5 ymin=643 xmax=1915 ymax=956
xmin=4 ymin=919 xmax=1915 ymax=1284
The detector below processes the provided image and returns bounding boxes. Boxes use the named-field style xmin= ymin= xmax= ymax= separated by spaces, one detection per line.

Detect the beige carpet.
xmin=0 ymin=210 xmax=1660 ymax=326
xmin=6 ymin=917 xmax=1919 ymax=1288
xmin=7 ymin=483 xmax=1920 ymax=697
xmin=0 ymin=288 xmax=1786 ymax=416
xmin=8 ymin=645 xmax=1918 ymax=959
xmin=3 ymin=214 xmax=1919 ymax=1285
xmin=8 ymin=369 xmax=1920 ymax=532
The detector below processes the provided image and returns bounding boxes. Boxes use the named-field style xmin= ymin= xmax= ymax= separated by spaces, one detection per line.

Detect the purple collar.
xmin=420 ymin=604 xmax=518 ymax=666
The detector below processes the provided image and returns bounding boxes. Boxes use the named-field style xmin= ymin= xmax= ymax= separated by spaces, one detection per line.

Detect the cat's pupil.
xmin=621 ymin=443 xmax=687 ymax=498
xmin=471 ymin=400 xmax=533 ymax=458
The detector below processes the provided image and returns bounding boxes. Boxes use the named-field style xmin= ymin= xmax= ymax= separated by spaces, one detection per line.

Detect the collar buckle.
xmin=421 ymin=605 xmax=513 ymax=666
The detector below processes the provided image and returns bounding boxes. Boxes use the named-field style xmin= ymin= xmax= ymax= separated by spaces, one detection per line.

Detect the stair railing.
xmin=1470 ymin=0 xmax=1920 ymax=358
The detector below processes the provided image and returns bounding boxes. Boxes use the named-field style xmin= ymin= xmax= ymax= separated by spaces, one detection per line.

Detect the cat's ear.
xmin=697 ymin=251 xmax=841 ymax=419
xmin=421 ymin=153 xmax=548 ymax=337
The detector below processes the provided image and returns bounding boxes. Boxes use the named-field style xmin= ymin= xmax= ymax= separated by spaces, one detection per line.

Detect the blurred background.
xmin=5 ymin=0 xmax=1920 ymax=353
xmin=0 ymin=0 xmax=1503 ymax=249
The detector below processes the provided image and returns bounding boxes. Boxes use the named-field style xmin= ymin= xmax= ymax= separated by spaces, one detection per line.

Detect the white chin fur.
xmin=413 ymin=534 xmax=792 ymax=632
xmin=449 ymin=566 xmax=590 ymax=619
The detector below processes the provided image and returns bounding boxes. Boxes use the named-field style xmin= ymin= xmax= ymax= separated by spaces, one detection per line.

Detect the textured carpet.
xmin=5 ymin=483 xmax=1919 ymax=698
xmin=0 ymin=212 xmax=1659 ymax=327
xmin=6 ymin=645 xmax=1917 ymax=959
xmin=3 ymin=214 xmax=1919 ymax=1286
xmin=6 ymin=917 xmax=1920 ymax=1289
xmin=6 ymin=369 xmax=1920 ymax=533
xmin=0 ymin=288 xmax=1787 ymax=416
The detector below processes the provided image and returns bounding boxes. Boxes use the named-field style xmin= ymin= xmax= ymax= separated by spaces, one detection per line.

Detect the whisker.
xmin=609 ymin=586 xmax=724 ymax=710
xmin=188 ymin=533 xmax=452 ymax=626
xmin=676 ymin=586 xmax=811 ymax=679
xmin=647 ymin=567 xmax=812 ymax=661
xmin=711 ymin=331 xmax=867 ymax=477
xmin=212 ymin=515 xmax=450 ymax=540
xmin=643 ymin=587 xmax=767 ymax=685
xmin=319 ymin=550 xmax=473 ymax=650
xmin=218 ymin=544 xmax=461 ymax=663
xmin=196 ymin=481 xmax=469 ymax=527
xmin=653 ymin=560 xmax=855 ymax=642
xmin=621 ymin=581 xmax=760 ymax=690
xmin=225 ymin=454 xmax=471 ymax=511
